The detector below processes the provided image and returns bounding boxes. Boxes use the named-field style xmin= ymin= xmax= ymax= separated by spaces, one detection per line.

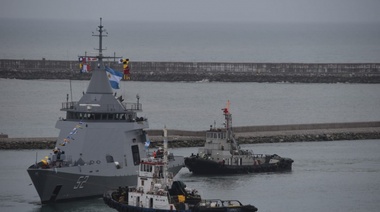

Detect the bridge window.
xmin=141 ymin=164 xmax=152 ymax=172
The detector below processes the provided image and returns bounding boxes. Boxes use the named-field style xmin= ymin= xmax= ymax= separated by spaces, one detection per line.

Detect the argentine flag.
xmin=144 ymin=140 xmax=151 ymax=149
xmin=105 ymin=66 xmax=123 ymax=89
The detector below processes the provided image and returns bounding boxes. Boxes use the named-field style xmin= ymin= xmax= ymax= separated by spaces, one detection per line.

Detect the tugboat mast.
xmin=223 ymin=100 xmax=233 ymax=141
xmin=223 ymin=100 xmax=239 ymax=152
xmin=163 ymin=127 xmax=169 ymax=185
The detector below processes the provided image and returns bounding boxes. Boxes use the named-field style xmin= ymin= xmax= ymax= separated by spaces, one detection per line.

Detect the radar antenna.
xmin=78 ymin=18 xmax=121 ymax=66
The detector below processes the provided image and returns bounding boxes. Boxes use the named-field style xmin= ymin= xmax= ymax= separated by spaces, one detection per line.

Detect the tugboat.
xmin=27 ymin=18 xmax=184 ymax=204
xmin=184 ymin=101 xmax=293 ymax=175
xmin=103 ymin=129 xmax=258 ymax=212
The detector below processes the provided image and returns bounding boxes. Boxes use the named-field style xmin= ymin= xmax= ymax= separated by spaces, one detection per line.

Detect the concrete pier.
xmin=1 ymin=122 xmax=379 ymax=149
xmin=1 ymin=59 xmax=380 ymax=83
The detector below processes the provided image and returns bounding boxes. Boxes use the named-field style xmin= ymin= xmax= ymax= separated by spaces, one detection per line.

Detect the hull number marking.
xmin=74 ymin=176 xmax=89 ymax=189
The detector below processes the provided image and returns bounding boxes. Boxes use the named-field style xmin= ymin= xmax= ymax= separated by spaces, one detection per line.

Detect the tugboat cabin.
xmin=127 ymin=159 xmax=178 ymax=210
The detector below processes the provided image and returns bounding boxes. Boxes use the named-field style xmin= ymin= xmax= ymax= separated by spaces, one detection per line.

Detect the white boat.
xmin=103 ymin=129 xmax=258 ymax=212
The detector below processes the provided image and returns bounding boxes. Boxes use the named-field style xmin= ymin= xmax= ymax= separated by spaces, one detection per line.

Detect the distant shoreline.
xmin=1 ymin=59 xmax=380 ymax=83
xmin=1 ymin=122 xmax=379 ymax=149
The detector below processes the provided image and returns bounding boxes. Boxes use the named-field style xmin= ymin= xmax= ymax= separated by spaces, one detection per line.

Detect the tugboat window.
xmin=131 ymin=145 xmax=140 ymax=165
xmin=106 ymin=155 xmax=114 ymax=163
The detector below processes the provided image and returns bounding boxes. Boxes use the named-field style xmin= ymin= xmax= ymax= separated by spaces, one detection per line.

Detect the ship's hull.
xmin=28 ymin=156 xmax=184 ymax=204
xmin=184 ymin=156 xmax=293 ymax=175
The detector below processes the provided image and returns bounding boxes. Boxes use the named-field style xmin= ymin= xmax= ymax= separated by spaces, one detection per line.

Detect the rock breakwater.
xmin=0 ymin=137 xmax=56 ymax=149
xmin=1 ymin=125 xmax=379 ymax=149
xmin=1 ymin=59 xmax=380 ymax=83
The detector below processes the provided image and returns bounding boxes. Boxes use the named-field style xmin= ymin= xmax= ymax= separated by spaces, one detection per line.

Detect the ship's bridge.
xmin=61 ymin=101 xmax=142 ymax=112
xmin=206 ymin=130 xmax=227 ymax=140
xmin=139 ymin=160 xmax=165 ymax=178
xmin=60 ymin=100 xmax=144 ymax=121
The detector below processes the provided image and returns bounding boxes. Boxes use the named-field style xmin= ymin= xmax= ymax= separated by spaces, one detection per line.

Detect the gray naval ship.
xmin=27 ymin=18 xmax=184 ymax=204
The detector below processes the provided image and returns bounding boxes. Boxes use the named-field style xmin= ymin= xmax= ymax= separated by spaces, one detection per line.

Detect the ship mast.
xmin=83 ymin=17 xmax=120 ymax=68
xmin=83 ymin=18 xmax=121 ymax=94
xmin=92 ymin=17 xmax=107 ymax=67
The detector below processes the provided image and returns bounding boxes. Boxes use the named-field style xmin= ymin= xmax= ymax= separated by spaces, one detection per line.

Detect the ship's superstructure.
xmin=27 ymin=18 xmax=183 ymax=204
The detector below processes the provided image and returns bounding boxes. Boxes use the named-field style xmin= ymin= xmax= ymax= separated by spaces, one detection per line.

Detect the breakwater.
xmin=1 ymin=59 xmax=380 ymax=83
xmin=1 ymin=122 xmax=379 ymax=149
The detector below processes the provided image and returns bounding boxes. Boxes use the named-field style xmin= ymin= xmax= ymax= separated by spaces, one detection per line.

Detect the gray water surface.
xmin=1 ymin=139 xmax=380 ymax=212
xmin=1 ymin=79 xmax=379 ymax=138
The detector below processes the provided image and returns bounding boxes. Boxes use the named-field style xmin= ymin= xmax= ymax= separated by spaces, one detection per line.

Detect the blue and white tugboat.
xmin=27 ymin=18 xmax=184 ymax=204
xmin=103 ymin=129 xmax=258 ymax=212
xmin=184 ymin=101 xmax=293 ymax=175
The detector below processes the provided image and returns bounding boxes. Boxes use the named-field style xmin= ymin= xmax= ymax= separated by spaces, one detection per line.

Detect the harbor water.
xmin=1 ymin=139 xmax=380 ymax=212
xmin=0 ymin=79 xmax=380 ymax=211
xmin=1 ymin=79 xmax=380 ymax=138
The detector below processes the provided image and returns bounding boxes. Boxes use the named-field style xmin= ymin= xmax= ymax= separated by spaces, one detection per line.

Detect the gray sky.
xmin=1 ymin=0 xmax=380 ymax=23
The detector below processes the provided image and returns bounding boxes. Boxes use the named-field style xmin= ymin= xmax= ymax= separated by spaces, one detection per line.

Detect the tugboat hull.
xmin=184 ymin=156 xmax=293 ymax=175
xmin=104 ymin=189 xmax=258 ymax=212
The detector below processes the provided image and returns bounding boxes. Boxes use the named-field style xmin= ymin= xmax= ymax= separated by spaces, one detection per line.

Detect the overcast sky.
xmin=1 ymin=0 xmax=380 ymax=24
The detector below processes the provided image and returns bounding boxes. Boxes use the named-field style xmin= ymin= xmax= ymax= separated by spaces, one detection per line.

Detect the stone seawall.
xmin=1 ymin=122 xmax=379 ymax=149
xmin=1 ymin=59 xmax=380 ymax=83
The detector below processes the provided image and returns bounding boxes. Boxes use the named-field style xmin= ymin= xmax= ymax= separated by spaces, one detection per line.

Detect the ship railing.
xmin=122 ymin=102 xmax=142 ymax=111
xmin=61 ymin=101 xmax=142 ymax=112
xmin=62 ymin=101 xmax=78 ymax=110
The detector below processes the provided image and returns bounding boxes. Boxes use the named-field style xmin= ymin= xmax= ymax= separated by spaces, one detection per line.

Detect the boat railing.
xmin=221 ymin=200 xmax=243 ymax=207
xmin=253 ymin=154 xmax=267 ymax=158
xmin=197 ymin=199 xmax=243 ymax=208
